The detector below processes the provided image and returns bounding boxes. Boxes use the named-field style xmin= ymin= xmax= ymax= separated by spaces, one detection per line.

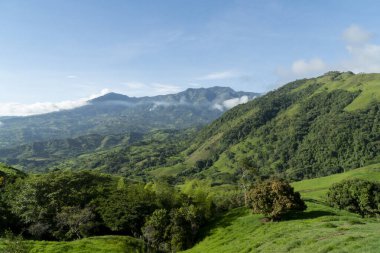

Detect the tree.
xmin=248 ymin=179 xmax=306 ymax=221
xmin=327 ymin=179 xmax=380 ymax=217
xmin=4 ymin=170 xmax=114 ymax=240
xmin=237 ymin=158 xmax=259 ymax=206
xmin=142 ymin=205 xmax=203 ymax=252
xmin=98 ymin=184 xmax=157 ymax=235
xmin=168 ymin=205 xmax=201 ymax=252
xmin=142 ymin=209 xmax=170 ymax=251
xmin=55 ymin=206 xmax=95 ymax=240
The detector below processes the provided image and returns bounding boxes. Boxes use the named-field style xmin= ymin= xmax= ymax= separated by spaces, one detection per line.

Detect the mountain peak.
xmin=89 ymin=92 xmax=131 ymax=103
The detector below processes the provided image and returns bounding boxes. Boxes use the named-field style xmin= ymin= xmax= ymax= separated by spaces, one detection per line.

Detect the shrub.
xmin=327 ymin=178 xmax=380 ymax=217
xmin=248 ymin=179 xmax=306 ymax=220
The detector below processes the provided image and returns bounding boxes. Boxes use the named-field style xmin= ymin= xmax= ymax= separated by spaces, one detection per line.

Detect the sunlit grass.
xmin=184 ymin=164 xmax=380 ymax=253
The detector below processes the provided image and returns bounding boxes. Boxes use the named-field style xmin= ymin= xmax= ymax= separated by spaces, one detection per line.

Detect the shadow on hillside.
xmin=281 ymin=210 xmax=336 ymax=221
xmin=303 ymin=198 xmax=327 ymax=205
xmin=196 ymin=208 xmax=246 ymax=242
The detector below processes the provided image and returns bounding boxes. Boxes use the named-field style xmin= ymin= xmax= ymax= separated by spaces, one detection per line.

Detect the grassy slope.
xmin=184 ymin=163 xmax=380 ymax=253
xmin=0 ymin=236 xmax=152 ymax=253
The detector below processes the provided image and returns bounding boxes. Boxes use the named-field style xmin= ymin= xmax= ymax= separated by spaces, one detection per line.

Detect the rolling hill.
xmin=156 ymin=71 xmax=379 ymax=182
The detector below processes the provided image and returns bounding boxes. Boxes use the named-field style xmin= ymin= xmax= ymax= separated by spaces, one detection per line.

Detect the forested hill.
xmin=167 ymin=71 xmax=379 ymax=182
xmin=0 ymin=87 xmax=259 ymax=148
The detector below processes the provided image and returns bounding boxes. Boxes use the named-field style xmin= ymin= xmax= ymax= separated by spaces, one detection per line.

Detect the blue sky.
xmin=1 ymin=0 xmax=380 ymax=115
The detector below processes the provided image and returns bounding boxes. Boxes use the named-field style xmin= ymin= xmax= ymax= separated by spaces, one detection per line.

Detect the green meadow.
xmin=184 ymin=163 xmax=380 ymax=253
xmin=0 ymin=235 xmax=152 ymax=253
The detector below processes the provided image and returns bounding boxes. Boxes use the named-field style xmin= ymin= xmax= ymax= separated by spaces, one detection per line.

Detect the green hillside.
xmin=183 ymin=163 xmax=380 ymax=253
xmin=0 ymin=163 xmax=26 ymax=184
xmin=167 ymin=71 xmax=379 ymax=182
xmin=0 ymin=132 xmax=137 ymax=172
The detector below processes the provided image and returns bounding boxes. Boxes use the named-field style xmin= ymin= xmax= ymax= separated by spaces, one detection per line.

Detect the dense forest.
xmin=0 ymin=164 xmax=244 ymax=252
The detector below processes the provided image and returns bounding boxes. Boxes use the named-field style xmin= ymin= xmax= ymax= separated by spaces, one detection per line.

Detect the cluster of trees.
xmin=327 ymin=178 xmax=380 ymax=217
xmin=0 ymin=169 xmax=242 ymax=252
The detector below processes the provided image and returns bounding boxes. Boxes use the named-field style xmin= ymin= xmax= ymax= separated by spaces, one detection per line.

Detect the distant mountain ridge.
xmin=0 ymin=87 xmax=259 ymax=148
xmin=90 ymin=87 xmax=257 ymax=110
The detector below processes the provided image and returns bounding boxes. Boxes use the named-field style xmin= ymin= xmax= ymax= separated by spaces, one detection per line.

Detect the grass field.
xmin=0 ymin=235 xmax=153 ymax=253
xmin=183 ymin=163 xmax=380 ymax=253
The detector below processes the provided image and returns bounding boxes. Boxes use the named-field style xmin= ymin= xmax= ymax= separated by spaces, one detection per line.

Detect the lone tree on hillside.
xmin=237 ymin=158 xmax=260 ymax=206
xmin=248 ymin=179 xmax=306 ymax=221
xmin=327 ymin=178 xmax=380 ymax=217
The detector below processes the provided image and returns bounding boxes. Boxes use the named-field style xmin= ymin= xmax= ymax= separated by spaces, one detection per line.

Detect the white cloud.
xmin=276 ymin=58 xmax=327 ymax=82
xmin=291 ymin=58 xmax=327 ymax=76
xmin=340 ymin=26 xmax=380 ymax=73
xmin=0 ymin=89 xmax=110 ymax=117
xmin=223 ymin=95 xmax=249 ymax=109
xmin=342 ymin=25 xmax=372 ymax=45
xmin=213 ymin=95 xmax=250 ymax=111
xmin=277 ymin=25 xmax=380 ymax=82
xmin=66 ymin=75 xmax=78 ymax=79
xmin=198 ymin=70 xmax=238 ymax=80
xmin=342 ymin=44 xmax=380 ymax=73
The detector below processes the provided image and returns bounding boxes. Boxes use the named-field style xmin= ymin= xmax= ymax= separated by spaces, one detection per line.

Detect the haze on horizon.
xmin=1 ymin=0 xmax=380 ymax=116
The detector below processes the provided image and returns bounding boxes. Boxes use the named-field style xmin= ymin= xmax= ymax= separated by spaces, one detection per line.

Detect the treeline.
xmin=0 ymin=168 xmax=243 ymax=252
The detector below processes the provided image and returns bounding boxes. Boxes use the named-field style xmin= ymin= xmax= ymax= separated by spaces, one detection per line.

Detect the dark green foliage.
xmin=142 ymin=205 xmax=203 ymax=252
xmin=97 ymin=185 xmax=157 ymax=235
xmin=0 ymin=164 xmax=25 ymax=234
xmin=0 ymin=168 xmax=225 ymax=251
xmin=55 ymin=206 xmax=96 ymax=240
xmin=142 ymin=209 xmax=171 ymax=251
xmin=249 ymin=179 xmax=307 ymax=220
xmin=4 ymin=170 xmax=115 ymax=240
xmin=327 ymin=179 xmax=380 ymax=217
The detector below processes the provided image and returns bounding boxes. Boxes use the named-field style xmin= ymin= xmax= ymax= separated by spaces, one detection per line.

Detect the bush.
xmin=2 ymin=231 xmax=30 ymax=253
xmin=248 ymin=179 xmax=306 ymax=220
xmin=327 ymin=179 xmax=380 ymax=217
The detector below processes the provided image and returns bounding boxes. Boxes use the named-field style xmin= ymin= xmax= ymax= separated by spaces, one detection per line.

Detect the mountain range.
xmin=0 ymin=87 xmax=259 ymax=149
xmin=0 ymin=87 xmax=259 ymax=171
